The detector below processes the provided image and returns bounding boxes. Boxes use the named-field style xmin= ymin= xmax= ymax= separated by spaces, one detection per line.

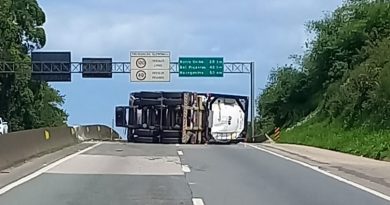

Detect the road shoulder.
xmin=250 ymin=143 xmax=390 ymax=197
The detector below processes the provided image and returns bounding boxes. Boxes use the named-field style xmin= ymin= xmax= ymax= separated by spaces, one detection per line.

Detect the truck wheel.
xmin=161 ymin=130 xmax=181 ymax=138
xmin=134 ymin=136 xmax=158 ymax=143
xmin=162 ymin=92 xmax=182 ymax=99
xmin=163 ymin=99 xmax=182 ymax=106
xmin=134 ymin=129 xmax=159 ymax=137
xmin=133 ymin=92 xmax=162 ymax=99
xmin=133 ymin=99 xmax=161 ymax=106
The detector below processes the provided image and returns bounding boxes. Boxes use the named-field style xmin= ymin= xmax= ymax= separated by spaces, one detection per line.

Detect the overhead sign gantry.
xmin=0 ymin=50 xmax=256 ymax=139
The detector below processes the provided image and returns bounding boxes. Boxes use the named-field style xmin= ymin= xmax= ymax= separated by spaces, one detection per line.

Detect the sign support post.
xmin=250 ymin=62 xmax=255 ymax=141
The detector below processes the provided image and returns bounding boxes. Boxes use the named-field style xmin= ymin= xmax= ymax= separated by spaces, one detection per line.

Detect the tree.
xmin=0 ymin=0 xmax=68 ymax=131
xmin=258 ymin=66 xmax=312 ymax=132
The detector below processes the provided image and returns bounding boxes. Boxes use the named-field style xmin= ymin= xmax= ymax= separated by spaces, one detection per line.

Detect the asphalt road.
xmin=0 ymin=142 xmax=389 ymax=205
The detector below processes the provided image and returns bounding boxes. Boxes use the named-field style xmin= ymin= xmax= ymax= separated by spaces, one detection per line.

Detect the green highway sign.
xmin=179 ymin=57 xmax=224 ymax=77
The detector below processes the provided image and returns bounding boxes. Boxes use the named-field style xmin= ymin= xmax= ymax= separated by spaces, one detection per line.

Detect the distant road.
xmin=0 ymin=142 xmax=389 ymax=205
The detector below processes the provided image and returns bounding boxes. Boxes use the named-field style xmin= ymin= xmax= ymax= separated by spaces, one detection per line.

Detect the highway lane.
xmin=180 ymin=144 xmax=390 ymax=205
xmin=0 ymin=142 xmax=192 ymax=205
xmin=0 ymin=142 xmax=389 ymax=205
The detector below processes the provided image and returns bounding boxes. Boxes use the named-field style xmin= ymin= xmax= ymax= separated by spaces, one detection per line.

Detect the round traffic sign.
xmin=136 ymin=70 xmax=147 ymax=81
xmin=136 ymin=58 xmax=147 ymax=68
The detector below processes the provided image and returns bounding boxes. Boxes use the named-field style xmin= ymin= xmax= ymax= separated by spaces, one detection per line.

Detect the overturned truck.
xmin=115 ymin=91 xmax=249 ymax=144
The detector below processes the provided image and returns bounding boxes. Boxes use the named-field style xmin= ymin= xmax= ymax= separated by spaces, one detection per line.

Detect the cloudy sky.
xmin=38 ymin=0 xmax=342 ymax=134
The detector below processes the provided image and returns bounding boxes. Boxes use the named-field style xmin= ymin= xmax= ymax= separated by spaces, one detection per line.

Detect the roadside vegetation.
xmin=256 ymin=0 xmax=390 ymax=160
xmin=0 ymin=0 xmax=68 ymax=131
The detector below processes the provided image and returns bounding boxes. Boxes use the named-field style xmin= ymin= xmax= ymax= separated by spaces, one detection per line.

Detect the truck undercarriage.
xmin=115 ymin=91 xmax=249 ymax=144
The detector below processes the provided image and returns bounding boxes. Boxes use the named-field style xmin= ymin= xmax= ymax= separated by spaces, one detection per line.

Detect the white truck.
xmin=0 ymin=117 xmax=9 ymax=135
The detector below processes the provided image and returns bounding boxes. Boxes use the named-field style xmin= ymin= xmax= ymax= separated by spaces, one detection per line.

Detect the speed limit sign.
xmin=135 ymin=70 xmax=146 ymax=81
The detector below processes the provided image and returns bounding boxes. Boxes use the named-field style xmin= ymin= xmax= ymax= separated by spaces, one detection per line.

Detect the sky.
xmin=37 ymin=0 xmax=342 ymax=135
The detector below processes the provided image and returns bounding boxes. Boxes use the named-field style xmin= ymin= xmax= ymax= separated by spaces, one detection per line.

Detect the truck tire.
xmin=161 ymin=130 xmax=181 ymax=138
xmin=133 ymin=99 xmax=161 ymax=106
xmin=133 ymin=92 xmax=162 ymax=99
xmin=134 ymin=129 xmax=159 ymax=137
xmin=134 ymin=136 xmax=158 ymax=143
xmin=128 ymin=125 xmax=140 ymax=129
xmin=162 ymin=92 xmax=182 ymax=99
xmin=161 ymin=126 xmax=181 ymax=130
xmin=163 ymin=99 xmax=182 ymax=106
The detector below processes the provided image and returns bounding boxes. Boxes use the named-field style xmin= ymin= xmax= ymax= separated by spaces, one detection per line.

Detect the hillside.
xmin=257 ymin=0 xmax=390 ymax=160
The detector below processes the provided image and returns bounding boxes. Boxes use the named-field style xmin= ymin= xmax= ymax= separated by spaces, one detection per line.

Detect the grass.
xmin=279 ymin=119 xmax=390 ymax=161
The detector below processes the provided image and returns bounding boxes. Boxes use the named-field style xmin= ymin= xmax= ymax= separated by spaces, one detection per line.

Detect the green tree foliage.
xmin=325 ymin=38 xmax=390 ymax=129
xmin=0 ymin=0 xmax=68 ymax=131
xmin=258 ymin=66 xmax=313 ymax=132
xmin=258 ymin=0 xmax=390 ymax=132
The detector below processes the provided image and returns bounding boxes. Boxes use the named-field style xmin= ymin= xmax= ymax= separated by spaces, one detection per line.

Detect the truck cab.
xmin=209 ymin=97 xmax=246 ymax=143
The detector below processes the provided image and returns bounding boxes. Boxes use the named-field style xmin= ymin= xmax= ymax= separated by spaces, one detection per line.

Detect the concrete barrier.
xmin=0 ymin=126 xmax=77 ymax=171
xmin=0 ymin=124 xmax=119 ymax=171
xmin=72 ymin=124 xmax=120 ymax=141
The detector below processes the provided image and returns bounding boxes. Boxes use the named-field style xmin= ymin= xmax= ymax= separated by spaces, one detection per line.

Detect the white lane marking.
xmin=175 ymin=144 xmax=180 ymax=147
xmin=182 ymin=165 xmax=191 ymax=173
xmin=0 ymin=142 xmax=102 ymax=195
xmin=192 ymin=198 xmax=205 ymax=205
xmin=177 ymin=150 xmax=184 ymax=156
xmin=243 ymin=143 xmax=390 ymax=202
